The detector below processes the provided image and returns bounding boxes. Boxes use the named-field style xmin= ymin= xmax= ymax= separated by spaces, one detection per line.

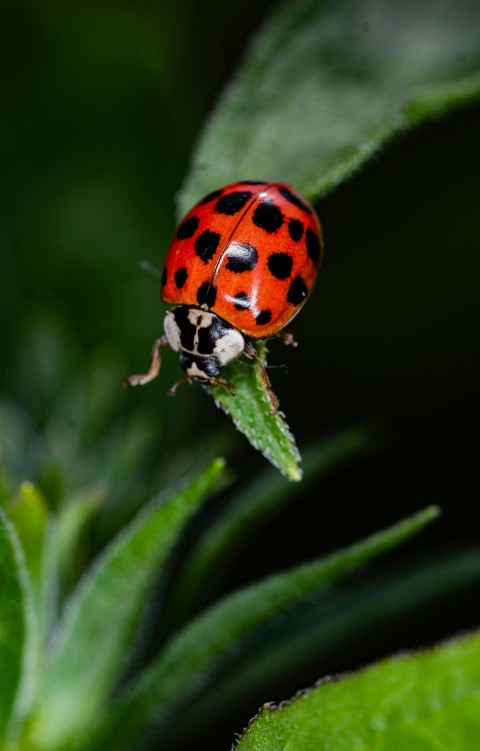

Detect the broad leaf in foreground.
xmin=23 ymin=459 xmax=225 ymax=751
xmin=235 ymin=630 xmax=480 ymax=750
xmin=87 ymin=506 xmax=439 ymax=751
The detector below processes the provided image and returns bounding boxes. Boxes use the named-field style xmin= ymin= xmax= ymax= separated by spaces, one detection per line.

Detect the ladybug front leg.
xmin=123 ymin=336 xmax=169 ymax=387
xmin=243 ymin=341 xmax=279 ymax=415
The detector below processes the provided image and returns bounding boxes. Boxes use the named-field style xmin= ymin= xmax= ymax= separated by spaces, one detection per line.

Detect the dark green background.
xmin=1 ymin=1 xmax=479 ymax=747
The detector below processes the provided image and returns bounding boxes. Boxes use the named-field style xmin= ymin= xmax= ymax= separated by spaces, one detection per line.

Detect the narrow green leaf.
xmin=183 ymin=548 xmax=480 ymax=742
xmin=207 ymin=342 xmax=302 ymax=481
xmin=0 ymin=509 xmax=30 ymax=744
xmin=6 ymin=483 xmax=48 ymax=595
xmin=23 ymin=459 xmax=225 ymax=751
xmin=168 ymin=428 xmax=367 ymax=624
xmin=179 ymin=0 xmax=480 ymax=213
xmin=88 ymin=506 xmax=439 ymax=751
xmin=235 ymin=630 xmax=480 ymax=751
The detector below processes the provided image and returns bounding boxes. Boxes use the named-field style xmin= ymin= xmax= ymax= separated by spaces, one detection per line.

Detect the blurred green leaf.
xmin=88 ymin=505 xmax=439 ymax=751
xmin=6 ymin=484 xmax=48 ymax=593
xmin=207 ymin=342 xmax=302 ymax=481
xmin=0 ymin=509 xmax=31 ymax=744
xmin=167 ymin=427 xmax=368 ymax=624
xmin=179 ymin=0 xmax=480 ymax=212
xmin=235 ymin=629 xmax=480 ymax=751
xmin=23 ymin=458 xmax=225 ymax=751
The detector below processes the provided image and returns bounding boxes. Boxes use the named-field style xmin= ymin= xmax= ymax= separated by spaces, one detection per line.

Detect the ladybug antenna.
xmin=138 ymin=259 xmax=163 ymax=279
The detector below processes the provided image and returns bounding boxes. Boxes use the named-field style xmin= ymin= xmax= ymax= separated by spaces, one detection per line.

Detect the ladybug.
xmin=125 ymin=180 xmax=323 ymax=408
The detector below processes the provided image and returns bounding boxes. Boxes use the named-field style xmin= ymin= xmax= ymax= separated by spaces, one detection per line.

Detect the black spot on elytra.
xmin=252 ymin=201 xmax=284 ymax=233
xmin=256 ymin=309 xmax=272 ymax=325
xmin=194 ymin=230 xmax=221 ymax=263
xmin=306 ymin=227 xmax=321 ymax=263
xmin=177 ymin=215 xmax=199 ymax=239
xmin=197 ymin=281 xmax=217 ymax=308
xmin=233 ymin=292 xmax=250 ymax=310
xmin=278 ymin=186 xmax=312 ymax=214
xmin=288 ymin=218 xmax=304 ymax=242
xmin=197 ymin=316 xmax=232 ymax=355
xmin=161 ymin=268 xmax=167 ymax=287
xmin=268 ymin=252 xmax=293 ymax=281
xmin=200 ymin=188 xmax=223 ymax=205
xmin=214 ymin=191 xmax=252 ymax=215
xmin=174 ymin=267 xmax=188 ymax=289
xmin=287 ymin=275 xmax=308 ymax=306
xmin=225 ymin=242 xmax=258 ymax=273
xmin=173 ymin=306 xmax=195 ymax=351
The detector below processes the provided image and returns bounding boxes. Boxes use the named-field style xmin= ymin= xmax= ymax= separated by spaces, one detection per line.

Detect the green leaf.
xmin=207 ymin=342 xmax=302 ymax=481
xmin=23 ymin=458 xmax=225 ymax=751
xmin=189 ymin=547 xmax=480 ymax=739
xmin=87 ymin=506 xmax=439 ymax=751
xmin=235 ymin=629 xmax=480 ymax=751
xmin=167 ymin=427 xmax=367 ymax=625
xmin=177 ymin=0 xmax=480 ymax=470
xmin=179 ymin=0 xmax=480 ymax=213
xmin=0 ymin=509 xmax=31 ymax=744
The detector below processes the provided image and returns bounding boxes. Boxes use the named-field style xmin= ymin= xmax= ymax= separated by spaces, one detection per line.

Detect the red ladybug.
xmin=125 ymin=181 xmax=323 ymax=407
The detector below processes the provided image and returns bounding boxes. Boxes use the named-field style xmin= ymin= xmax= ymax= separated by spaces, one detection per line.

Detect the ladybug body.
xmin=125 ymin=181 xmax=323 ymax=401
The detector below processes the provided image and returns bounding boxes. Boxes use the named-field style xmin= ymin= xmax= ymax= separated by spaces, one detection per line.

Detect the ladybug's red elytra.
xmin=125 ymin=180 xmax=323 ymax=409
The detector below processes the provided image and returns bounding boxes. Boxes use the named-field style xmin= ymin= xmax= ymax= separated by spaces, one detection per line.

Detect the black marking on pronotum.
xmin=197 ymin=281 xmax=217 ymax=308
xmin=288 ymin=218 xmax=304 ymax=242
xmin=278 ymin=186 xmax=312 ymax=214
xmin=173 ymin=306 xmax=196 ymax=351
xmin=174 ymin=267 xmax=188 ymax=289
xmin=200 ymin=188 xmax=223 ymax=205
xmin=194 ymin=230 xmax=221 ymax=263
xmin=305 ymin=227 xmax=321 ymax=263
xmin=177 ymin=215 xmax=199 ymax=239
xmin=252 ymin=201 xmax=284 ymax=233
xmin=267 ymin=252 xmax=293 ymax=280
xmin=214 ymin=191 xmax=253 ymax=215
xmin=256 ymin=309 xmax=272 ymax=325
xmin=225 ymin=242 xmax=259 ymax=273
xmin=197 ymin=316 xmax=232 ymax=355
xmin=233 ymin=292 xmax=250 ymax=310
xmin=287 ymin=275 xmax=308 ymax=306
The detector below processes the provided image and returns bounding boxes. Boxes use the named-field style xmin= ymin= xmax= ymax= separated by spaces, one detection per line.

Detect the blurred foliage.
xmin=0 ymin=0 xmax=479 ymax=749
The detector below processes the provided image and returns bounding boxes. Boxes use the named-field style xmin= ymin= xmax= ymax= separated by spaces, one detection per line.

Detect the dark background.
xmin=1 ymin=1 xmax=479 ymax=748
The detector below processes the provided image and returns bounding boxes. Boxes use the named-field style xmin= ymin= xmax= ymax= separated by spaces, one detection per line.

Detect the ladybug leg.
xmin=123 ymin=336 xmax=169 ymax=387
xmin=167 ymin=376 xmax=194 ymax=396
xmin=243 ymin=341 xmax=280 ymax=415
xmin=206 ymin=377 xmax=237 ymax=398
xmin=276 ymin=331 xmax=298 ymax=348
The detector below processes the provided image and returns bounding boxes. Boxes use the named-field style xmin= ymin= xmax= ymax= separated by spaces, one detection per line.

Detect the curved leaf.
xmin=179 ymin=0 xmax=480 ymax=213
xmin=167 ymin=427 xmax=367 ymax=624
xmin=86 ymin=506 xmax=439 ymax=751
xmin=23 ymin=459 xmax=225 ymax=751
xmin=235 ymin=630 xmax=480 ymax=751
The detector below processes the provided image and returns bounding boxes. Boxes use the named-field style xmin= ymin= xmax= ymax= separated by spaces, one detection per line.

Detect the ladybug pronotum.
xmin=125 ymin=180 xmax=324 ymax=409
